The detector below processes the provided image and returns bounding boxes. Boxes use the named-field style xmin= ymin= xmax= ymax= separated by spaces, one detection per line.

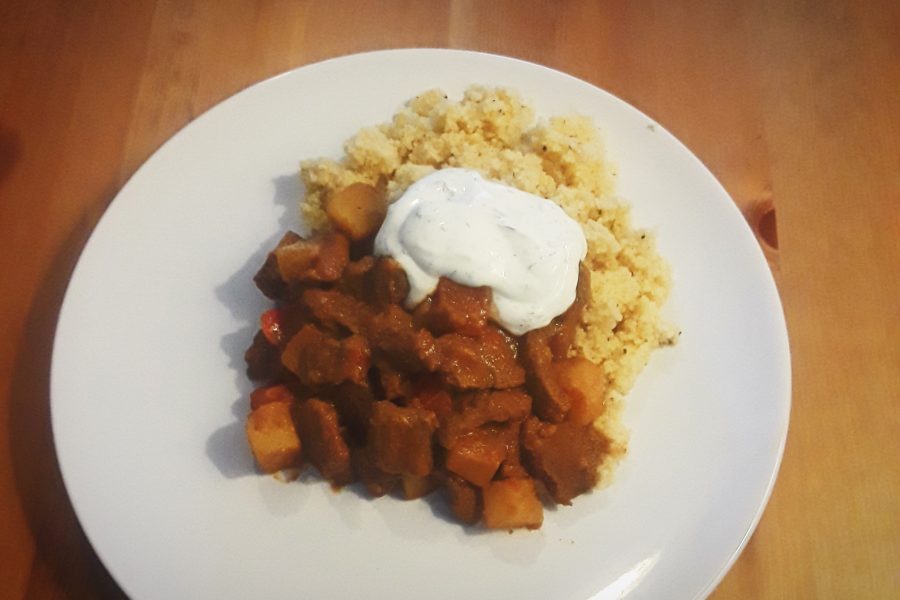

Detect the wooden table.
xmin=2 ymin=1 xmax=897 ymax=598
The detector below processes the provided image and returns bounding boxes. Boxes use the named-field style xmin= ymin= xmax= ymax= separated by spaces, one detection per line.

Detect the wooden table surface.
xmin=2 ymin=1 xmax=898 ymax=598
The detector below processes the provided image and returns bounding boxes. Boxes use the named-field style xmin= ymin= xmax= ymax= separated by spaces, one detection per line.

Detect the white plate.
xmin=51 ymin=49 xmax=790 ymax=600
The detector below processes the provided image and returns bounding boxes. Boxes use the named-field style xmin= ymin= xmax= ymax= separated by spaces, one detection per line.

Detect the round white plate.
xmin=52 ymin=49 xmax=790 ymax=600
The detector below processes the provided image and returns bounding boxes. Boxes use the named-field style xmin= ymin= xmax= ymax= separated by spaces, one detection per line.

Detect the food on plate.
xmin=242 ymin=87 xmax=674 ymax=530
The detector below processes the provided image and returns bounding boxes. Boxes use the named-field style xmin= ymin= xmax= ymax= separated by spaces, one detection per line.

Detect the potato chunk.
xmin=482 ymin=478 xmax=543 ymax=530
xmin=445 ymin=431 xmax=507 ymax=487
xmin=246 ymin=402 xmax=302 ymax=474
xmin=253 ymin=231 xmax=302 ymax=299
xmin=554 ymin=357 xmax=607 ymax=426
xmin=274 ymin=231 xmax=349 ymax=283
xmin=250 ymin=384 xmax=296 ymax=410
xmin=325 ymin=183 xmax=387 ymax=241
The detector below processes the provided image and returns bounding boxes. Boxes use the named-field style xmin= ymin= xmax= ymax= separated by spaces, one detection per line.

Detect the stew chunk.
xmin=295 ymin=399 xmax=353 ymax=486
xmin=281 ymin=324 xmax=370 ymax=386
xmin=428 ymin=277 xmax=492 ymax=336
xmin=274 ymin=231 xmax=349 ymax=283
xmin=246 ymin=402 xmax=302 ymax=474
xmin=367 ymin=402 xmax=438 ymax=477
xmin=521 ymin=417 xmax=608 ymax=505
xmin=245 ymin=225 xmax=612 ymax=530
xmin=427 ymin=329 xmax=525 ymax=389
xmin=482 ymin=478 xmax=543 ymax=530
xmin=324 ymin=183 xmax=387 ymax=241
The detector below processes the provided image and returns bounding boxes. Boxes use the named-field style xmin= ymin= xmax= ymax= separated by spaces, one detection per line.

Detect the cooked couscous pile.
xmin=300 ymin=86 xmax=675 ymax=469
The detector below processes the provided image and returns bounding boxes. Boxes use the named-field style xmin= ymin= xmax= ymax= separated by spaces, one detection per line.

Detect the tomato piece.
xmin=260 ymin=308 xmax=283 ymax=345
xmin=250 ymin=384 xmax=296 ymax=410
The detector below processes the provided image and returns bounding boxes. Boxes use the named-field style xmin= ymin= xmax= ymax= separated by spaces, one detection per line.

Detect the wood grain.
xmin=1 ymin=1 xmax=897 ymax=598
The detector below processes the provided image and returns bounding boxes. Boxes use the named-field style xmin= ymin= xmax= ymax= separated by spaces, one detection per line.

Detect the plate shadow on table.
xmin=8 ymin=210 xmax=127 ymax=598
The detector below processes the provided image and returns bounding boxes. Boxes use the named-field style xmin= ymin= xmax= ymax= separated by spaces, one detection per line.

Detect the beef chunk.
xmin=281 ymin=324 xmax=370 ymax=386
xmin=445 ymin=474 xmax=482 ymax=525
xmin=303 ymin=288 xmax=374 ymax=335
xmin=371 ymin=257 xmax=410 ymax=308
xmin=482 ymin=478 xmax=543 ymax=530
xmin=428 ymin=277 xmax=492 ymax=336
xmin=407 ymin=375 xmax=454 ymax=425
xmin=426 ymin=328 xmax=525 ymax=390
xmin=367 ymin=402 xmax=438 ymax=477
xmin=521 ymin=417 xmax=608 ymax=505
xmin=253 ymin=231 xmax=302 ymax=300
xmin=294 ymin=399 xmax=353 ymax=486
xmin=548 ymin=263 xmax=591 ymax=358
xmin=439 ymin=389 xmax=532 ymax=448
xmin=496 ymin=421 xmax=528 ymax=480
xmin=370 ymin=358 xmax=413 ymax=402
xmin=277 ymin=299 xmax=314 ymax=346
xmin=350 ymin=446 xmax=398 ymax=497
xmin=245 ymin=330 xmax=281 ymax=381
xmin=327 ymin=383 xmax=375 ymax=446
xmin=335 ymin=256 xmax=375 ymax=299
xmin=274 ymin=231 xmax=349 ymax=284
xmin=368 ymin=305 xmax=437 ymax=372
xmin=522 ymin=326 xmax=571 ymax=423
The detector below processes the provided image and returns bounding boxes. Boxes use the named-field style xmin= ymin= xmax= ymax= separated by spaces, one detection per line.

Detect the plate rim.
xmin=50 ymin=47 xmax=792 ymax=600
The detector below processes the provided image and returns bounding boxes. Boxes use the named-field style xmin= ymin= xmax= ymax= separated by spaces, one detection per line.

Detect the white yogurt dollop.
xmin=373 ymin=168 xmax=587 ymax=335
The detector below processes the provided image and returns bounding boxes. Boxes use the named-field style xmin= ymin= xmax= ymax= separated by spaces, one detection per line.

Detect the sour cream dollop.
xmin=373 ymin=168 xmax=587 ymax=335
